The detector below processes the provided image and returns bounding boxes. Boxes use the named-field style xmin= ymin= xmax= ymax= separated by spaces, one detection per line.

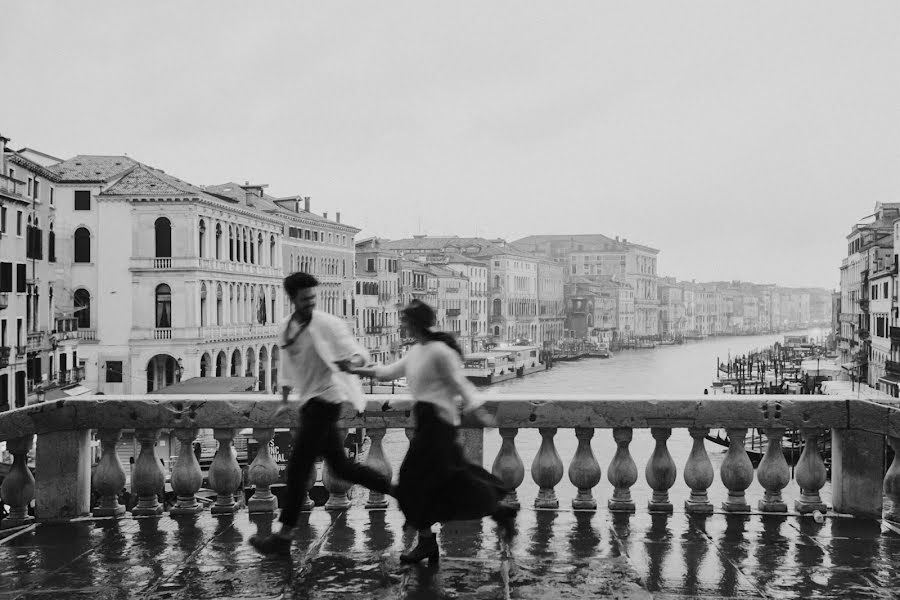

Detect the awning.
xmin=42 ymin=385 xmax=93 ymax=401
xmin=879 ymin=373 xmax=900 ymax=385
xmin=841 ymin=361 xmax=861 ymax=370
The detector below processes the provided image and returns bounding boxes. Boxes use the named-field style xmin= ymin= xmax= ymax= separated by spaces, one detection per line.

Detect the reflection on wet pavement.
xmin=1 ymin=506 xmax=900 ymax=599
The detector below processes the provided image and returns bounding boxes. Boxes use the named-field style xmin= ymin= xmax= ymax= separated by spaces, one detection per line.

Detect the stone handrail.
xmin=1 ymin=394 xmax=899 ymax=531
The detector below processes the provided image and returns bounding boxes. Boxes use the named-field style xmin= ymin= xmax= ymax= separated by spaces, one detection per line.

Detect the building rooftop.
xmin=48 ymin=155 xmax=138 ymax=182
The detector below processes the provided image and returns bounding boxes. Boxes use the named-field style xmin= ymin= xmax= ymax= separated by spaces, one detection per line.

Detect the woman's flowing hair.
xmin=401 ymin=299 xmax=464 ymax=358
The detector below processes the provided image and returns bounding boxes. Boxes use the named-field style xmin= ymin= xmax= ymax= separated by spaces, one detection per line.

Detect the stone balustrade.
xmin=1 ymin=394 xmax=899 ymax=531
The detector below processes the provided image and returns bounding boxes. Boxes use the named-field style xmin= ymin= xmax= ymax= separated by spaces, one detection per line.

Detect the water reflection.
xmin=135 ymin=518 xmax=168 ymax=583
xmin=528 ymin=510 xmax=557 ymax=560
xmin=717 ymin=514 xmax=749 ymax=596
xmin=643 ymin=513 xmax=672 ymax=592
xmin=752 ymin=514 xmax=789 ymax=592
xmin=569 ymin=511 xmax=601 ymax=560
xmin=681 ymin=514 xmax=709 ymax=595
xmin=325 ymin=512 xmax=356 ymax=554
xmin=363 ymin=510 xmax=394 ymax=555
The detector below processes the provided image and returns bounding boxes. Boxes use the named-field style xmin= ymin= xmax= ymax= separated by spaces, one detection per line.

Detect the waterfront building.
xmin=354 ymin=238 xmax=401 ymax=363
xmin=512 ymin=234 xmax=660 ymax=339
xmin=657 ymin=277 xmax=686 ymax=338
xmin=442 ymin=253 xmax=490 ymax=352
xmin=385 ymin=236 xmax=564 ymax=347
xmin=0 ymin=136 xmax=83 ymax=411
xmin=37 ymin=156 xmax=289 ymax=394
xmin=838 ymin=202 xmax=900 ymax=381
xmin=867 ymin=258 xmax=895 ymax=393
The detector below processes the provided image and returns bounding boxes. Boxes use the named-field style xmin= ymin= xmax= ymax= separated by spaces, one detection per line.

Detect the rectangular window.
xmin=74 ymin=190 xmax=91 ymax=210
xmin=0 ymin=206 xmax=5 ymax=233
xmin=367 ymin=258 xmax=375 ymax=272
xmin=16 ymin=211 xmax=22 ymax=236
xmin=106 ymin=361 xmax=123 ymax=383
xmin=50 ymin=187 xmax=54 ymax=206
xmin=1 ymin=319 xmax=6 ymax=345
xmin=0 ymin=263 xmax=10 ymax=292
xmin=885 ymin=282 xmax=890 ymax=298
xmin=27 ymin=178 xmax=32 ymax=197
xmin=16 ymin=264 xmax=26 ymax=292
xmin=33 ymin=179 xmax=39 ymax=200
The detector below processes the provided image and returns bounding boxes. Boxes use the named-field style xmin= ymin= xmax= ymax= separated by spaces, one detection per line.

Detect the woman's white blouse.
xmin=374 ymin=342 xmax=484 ymax=426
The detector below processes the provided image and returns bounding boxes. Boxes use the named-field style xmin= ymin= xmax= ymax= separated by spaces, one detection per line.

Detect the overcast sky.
xmin=2 ymin=1 xmax=898 ymax=289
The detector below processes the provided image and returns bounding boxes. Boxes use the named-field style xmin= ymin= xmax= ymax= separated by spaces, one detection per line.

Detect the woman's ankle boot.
xmin=400 ymin=535 xmax=439 ymax=564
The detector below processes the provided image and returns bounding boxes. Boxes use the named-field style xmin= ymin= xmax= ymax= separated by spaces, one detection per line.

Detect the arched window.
xmin=229 ymin=226 xmax=234 ymax=261
xmin=74 ymin=227 xmax=91 ymax=263
xmin=257 ymin=233 xmax=263 ymax=266
xmin=258 ymin=290 xmax=267 ymax=324
xmin=215 ymin=223 xmax=222 ymax=259
xmin=249 ymin=230 xmax=255 ymax=264
xmin=74 ymin=288 xmax=91 ymax=328
xmin=199 ymin=220 xmax=206 ymax=258
xmin=155 ymin=284 xmax=172 ymax=328
xmin=155 ymin=217 xmax=172 ymax=258
xmin=242 ymin=227 xmax=249 ymax=263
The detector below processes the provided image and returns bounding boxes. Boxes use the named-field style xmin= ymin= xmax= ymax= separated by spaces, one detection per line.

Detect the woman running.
xmin=348 ymin=299 xmax=517 ymax=564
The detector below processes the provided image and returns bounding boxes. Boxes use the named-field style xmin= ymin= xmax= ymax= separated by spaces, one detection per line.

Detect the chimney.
xmin=336 ymin=212 xmax=341 ymax=223
xmin=304 ymin=197 xmax=310 ymax=212
xmin=294 ymin=200 xmax=300 ymax=213
xmin=0 ymin=133 xmax=7 ymax=175
xmin=323 ymin=211 xmax=328 ymax=220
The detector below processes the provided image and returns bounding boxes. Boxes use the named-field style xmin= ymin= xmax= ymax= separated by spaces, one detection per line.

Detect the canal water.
xmin=380 ymin=328 xmax=832 ymax=513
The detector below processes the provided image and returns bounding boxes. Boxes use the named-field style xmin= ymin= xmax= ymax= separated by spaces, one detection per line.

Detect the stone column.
xmin=646 ymin=427 xmax=676 ymax=512
xmin=92 ymin=429 xmax=127 ymax=518
xmin=756 ymin=428 xmax=790 ymax=513
xmin=36 ymin=430 xmax=91 ymax=520
xmin=248 ymin=428 xmax=279 ymax=513
xmin=131 ymin=429 xmax=165 ymax=516
xmin=720 ymin=428 xmax=754 ymax=512
xmin=608 ymin=427 xmax=638 ymax=512
xmin=364 ymin=429 xmax=392 ymax=509
xmin=568 ymin=427 xmax=602 ymax=509
xmin=492 ymin=427 xmax=525 ymax=509
xmin=884 ymin=436 xmax=900 ymax=525
xmin=831 ymin=429 xmax=884 ymax=518
xmin=0 ymin=436 xmax=35 ymax=528
xmin=208 ymin=428 xmax=242 ymax=514
xmin=531 ymin=427 xmax=564 ymax=508
xmin=169 ymin=429 xmax=203 ymax=515
xmin=683 ymin=427 xmax=714 ymax=514
xmin=794 ymin=427 xmax=828 ymax=514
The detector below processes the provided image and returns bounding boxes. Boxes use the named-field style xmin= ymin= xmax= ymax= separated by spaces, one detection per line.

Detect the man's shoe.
xmin=399 ymin=535 xmax=439 ymax=565
xmin=249 ymin=533 xmax=291 ymax=557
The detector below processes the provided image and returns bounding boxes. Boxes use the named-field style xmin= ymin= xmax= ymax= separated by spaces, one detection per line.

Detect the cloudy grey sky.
xmin=2 ymin=1 xmax=898 ymax=289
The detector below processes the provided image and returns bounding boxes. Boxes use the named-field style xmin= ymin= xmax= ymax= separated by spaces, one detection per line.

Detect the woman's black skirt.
xmin=397 ymin=403 xmax=508 ymax=530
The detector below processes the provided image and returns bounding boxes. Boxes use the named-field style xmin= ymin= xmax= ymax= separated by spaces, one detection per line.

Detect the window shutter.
xmin=16 ymin=264 xmax=26 ymax=292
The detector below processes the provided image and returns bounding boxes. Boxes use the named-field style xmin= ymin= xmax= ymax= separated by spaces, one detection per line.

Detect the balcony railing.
xmin=0 ymin=293 xmax=8 ymax=310
xmin=0 ymin=346 xmax=9 ymax=368
xmin=0 ymin=173 xmax=25 ymax=198
xmin=446 ymin=308 xmax=461 ymax=317
xmin=27 ymin=331 xmax=47 ymax=351
xmin=365 ymin=326 xmax=384 ymax=334
xmin=76 ymin=329 xmax=97 ymax=342
xmin=0 ymin=395 xmax=898 ymax=529
xmin=131 ymin=324 xmax=281 ymax=342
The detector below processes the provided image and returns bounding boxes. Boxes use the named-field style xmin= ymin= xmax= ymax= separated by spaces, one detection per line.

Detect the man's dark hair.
xmin=283 ymin=272 xmax=319 ymax=296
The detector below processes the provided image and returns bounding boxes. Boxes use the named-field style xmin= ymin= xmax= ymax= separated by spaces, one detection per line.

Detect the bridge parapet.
xmin=1 ymin=394 xmax=899 ymax=531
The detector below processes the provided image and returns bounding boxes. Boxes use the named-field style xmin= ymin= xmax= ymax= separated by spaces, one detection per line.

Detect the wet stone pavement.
xmin=1 ymin=506 xmax=899 ymax=599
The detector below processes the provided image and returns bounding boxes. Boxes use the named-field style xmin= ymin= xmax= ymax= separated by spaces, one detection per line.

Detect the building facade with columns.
xmin=354 ymin=238 xmax=401 ymax=363
xmin=44 ymin=157 xmax=286 ymax=394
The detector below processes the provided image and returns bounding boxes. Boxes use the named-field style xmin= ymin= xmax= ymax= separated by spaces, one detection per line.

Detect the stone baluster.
xmin=170 ymin=429 xmax=203 ymax=515
xmin=247 ymin=428 xmax=279 ymax=513
xmin=607 ymin=427 xmax=638 ymax=512
xmin=92 ymin=429 xmax=127 ymax=518
xmin=756 ymin=428 xmax=790 ymax=512
xmin=568 ymin=427 xmax=602 ymax=509
xmin=324 ymin=427 xmax=352 ymax=509
xmin=132 ymin=429 xmax=165 ymax=516
xmin=492 ymin=427 xmax=525 ymax=508
xmin=720 ymin=428 xmax=754 ymax=512
xmin=531 ymin=427 xmax=564 ymax=508
xmin=208 ymin=428 xmax=242 ymax=515
xmin=646 ymin=428 xmax=677 ymax=512
xmin=0 ymin=436 xmax=35 ymax=528
xmin=884 ymin=436 xmax=900 ymax=525
xmin=794 ymin=427 xmax=827 ymax=514
xmin=364 ymin=428 xmax=392 ymax=509
xmin=683 ymin=427 xmax=714 ymax=514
